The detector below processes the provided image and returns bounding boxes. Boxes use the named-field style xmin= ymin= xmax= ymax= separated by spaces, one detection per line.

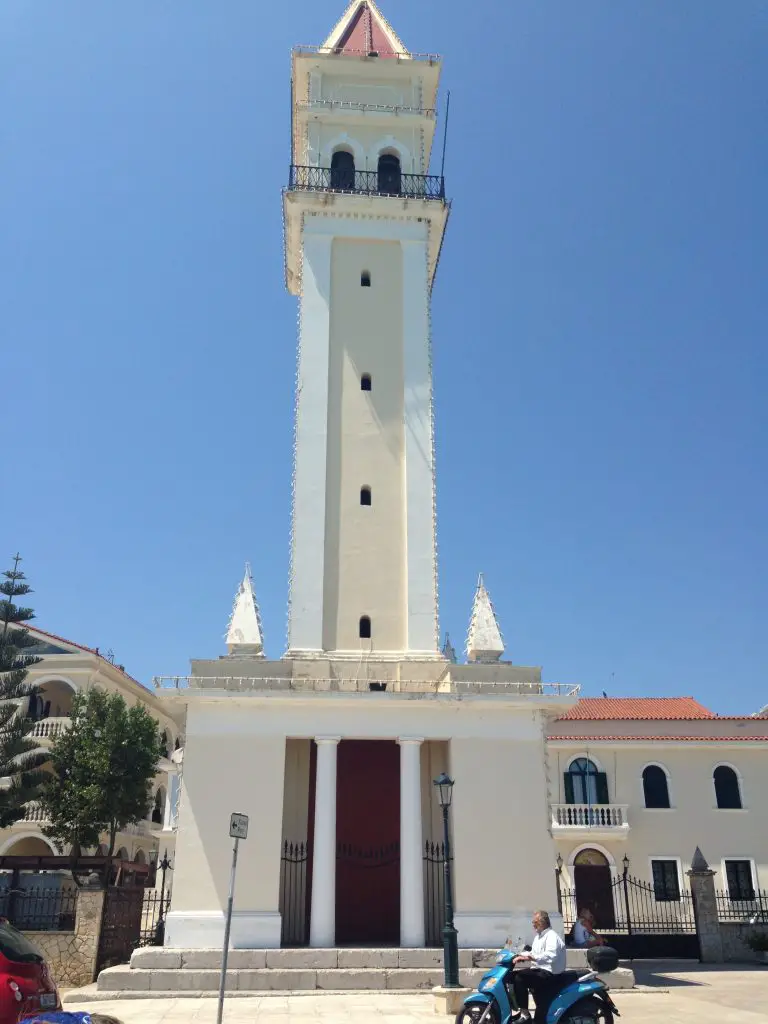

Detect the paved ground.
xmin=63 ymin=964 xmax=767 ymax=1024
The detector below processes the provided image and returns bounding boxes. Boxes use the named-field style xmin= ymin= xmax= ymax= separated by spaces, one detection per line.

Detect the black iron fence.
xmin=280 ymin=841 xmax=310 ymax=947
xmin=288 ymin=165 xmax=445 ymax=200
xmin=0 ymin=887 xmax=76 ymax=932
xmin=424 ymin=840 xmax=450 ymax=948
xmin=715 ymin=889 xmax=768 ymax=923
xmin=559 ymin=872 xmax=699 ymax=959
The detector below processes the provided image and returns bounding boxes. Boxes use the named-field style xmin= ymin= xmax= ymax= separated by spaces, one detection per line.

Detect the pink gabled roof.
xmin=560 ymin=697 xmax=717 ymax=721
xmin=28 ymin=625 xmax=147 ymax=692
xmin=326 ymin=1 xmax=405 ymax=58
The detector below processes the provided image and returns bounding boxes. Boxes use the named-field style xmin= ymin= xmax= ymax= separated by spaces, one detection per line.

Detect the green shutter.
xmin=595 ymin=772 xmax=609 ymax=805
xmin=564 ymin=772 xmax=575 ymax=804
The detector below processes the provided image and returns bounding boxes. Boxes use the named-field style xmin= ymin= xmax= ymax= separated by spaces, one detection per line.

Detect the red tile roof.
xmin=334 ymin=1 xmax=401 ymax=57
xmin=552 ymin=735 xmax=768 ymax=743
xmin=29 ymin=625 xmax=147 ymax=692
xmin=560 ymin=697 xmax=716 ymax=721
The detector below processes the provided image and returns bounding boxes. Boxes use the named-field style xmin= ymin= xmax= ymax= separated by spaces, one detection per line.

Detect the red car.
xmin=0 ymin=920 xmax=60 ymax=1023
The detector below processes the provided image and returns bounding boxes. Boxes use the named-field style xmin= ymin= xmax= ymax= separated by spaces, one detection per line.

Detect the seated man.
xmin=511 ymin=910 xmax=566 ymax=1023
xmin=572 ymin=908 xmax=606 ymax=948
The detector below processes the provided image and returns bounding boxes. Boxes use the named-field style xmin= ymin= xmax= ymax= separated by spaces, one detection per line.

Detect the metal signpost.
xmin=217 ymin=812 xmax=249 ymax=1024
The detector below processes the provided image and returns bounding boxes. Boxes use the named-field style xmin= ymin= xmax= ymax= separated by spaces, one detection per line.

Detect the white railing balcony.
xmin=22 ymin=801 xmax=48 ymax=824
xmin=551 ymin=803 xmax=630 ymax=838
xmin=28 ymin=717 xmax=71 ymax=742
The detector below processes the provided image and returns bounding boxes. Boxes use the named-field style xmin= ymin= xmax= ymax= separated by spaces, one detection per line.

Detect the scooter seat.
xmin=552 ymin=970 xmax=593 ymax=992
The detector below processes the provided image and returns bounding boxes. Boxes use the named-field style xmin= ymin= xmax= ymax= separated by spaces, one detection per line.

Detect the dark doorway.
xmin=335 ymin=740 xmax=400 ymax=944
xmin=377 ymin=153 xmax=401 ymax=194
xmin=573 ymin=849 xmax=616 ymax=930
xmin=331 ymin=150 xmax=355 ymax=190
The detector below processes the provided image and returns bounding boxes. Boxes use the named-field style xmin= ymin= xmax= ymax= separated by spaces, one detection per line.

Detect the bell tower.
xmin=284 ymin=1 xmax=449 ymax=660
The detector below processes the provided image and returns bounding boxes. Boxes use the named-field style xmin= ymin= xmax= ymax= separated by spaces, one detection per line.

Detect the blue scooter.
xmin=457 ymin=945 xmax=619 ymax=1024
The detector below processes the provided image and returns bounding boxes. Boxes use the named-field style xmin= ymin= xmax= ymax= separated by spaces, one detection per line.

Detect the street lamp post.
xmin=433 ymin=772 xmax=459 ymax=988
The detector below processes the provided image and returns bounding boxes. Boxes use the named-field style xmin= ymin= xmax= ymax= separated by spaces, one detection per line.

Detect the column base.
xmin=165 ymin=911 xmax=281 ymax=949
xmin=453 ymin=911 xmax=564 ymax=948
xmin=433 ymin=986 xmax=473 ymax=1015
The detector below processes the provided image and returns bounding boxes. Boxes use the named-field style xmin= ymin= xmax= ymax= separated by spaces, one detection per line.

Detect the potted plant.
xmin=745 ymin=931 xmax=768 ymax=964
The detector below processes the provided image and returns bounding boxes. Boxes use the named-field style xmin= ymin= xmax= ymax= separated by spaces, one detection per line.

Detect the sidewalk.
xmin=61 ymin=968 xmax=768 ymax=1024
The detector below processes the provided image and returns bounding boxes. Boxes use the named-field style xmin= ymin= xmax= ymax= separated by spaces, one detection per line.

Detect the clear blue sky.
xmin=3 ymin=2 xmax=766 ymax=713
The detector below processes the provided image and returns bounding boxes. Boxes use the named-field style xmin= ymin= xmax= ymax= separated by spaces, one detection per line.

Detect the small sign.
xmin=229 ymin=813 xmax=249 ymax=840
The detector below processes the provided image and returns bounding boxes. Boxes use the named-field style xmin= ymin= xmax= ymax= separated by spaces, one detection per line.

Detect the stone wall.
xmin=720 ymin=923 xmax=768 ymax=964
xmin=24 ymin=888 xmax=104 ymax=988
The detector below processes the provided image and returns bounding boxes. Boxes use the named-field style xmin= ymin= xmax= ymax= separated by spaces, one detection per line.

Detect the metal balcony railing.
xmin=551 ymin=803 xmax=630 ymax=830
xmin=288 ymin=165 xmax=445 ymax=200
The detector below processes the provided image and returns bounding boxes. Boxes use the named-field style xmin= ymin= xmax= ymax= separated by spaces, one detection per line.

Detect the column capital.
xmin=397 ymin=736 xmax=425 ymax=746
xmin=315 ymin=736 xmax=341 ymax=745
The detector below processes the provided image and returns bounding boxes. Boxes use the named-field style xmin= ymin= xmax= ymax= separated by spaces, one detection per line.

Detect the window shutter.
xmin=595 ymin=772 xmax=609 ymax=805
xmin=563 ymin=772 xmax=575 ymax=804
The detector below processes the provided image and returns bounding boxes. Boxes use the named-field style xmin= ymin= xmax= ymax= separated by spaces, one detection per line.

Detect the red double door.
xmin=310 ymin=739 xmax=401 ymax=946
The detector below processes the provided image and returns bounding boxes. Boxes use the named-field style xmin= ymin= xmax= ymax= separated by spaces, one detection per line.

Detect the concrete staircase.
xmin=84 ymin=947 xmax=634 ymax=1000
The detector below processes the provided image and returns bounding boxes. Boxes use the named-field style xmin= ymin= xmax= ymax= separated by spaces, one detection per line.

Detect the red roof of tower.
xmin=328 ymin=1 xmax=404 ymax=58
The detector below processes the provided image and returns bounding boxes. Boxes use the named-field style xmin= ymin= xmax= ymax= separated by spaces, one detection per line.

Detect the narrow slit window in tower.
xmin=361 ymin=373 xmax=372 ymax=391
xmin=359 ymin=616 xmax=371 ymax=639
xmin=361 ymin=271 xmax=371 ymax=287
xmin=360 ymin=486 xmax=372 ymax=506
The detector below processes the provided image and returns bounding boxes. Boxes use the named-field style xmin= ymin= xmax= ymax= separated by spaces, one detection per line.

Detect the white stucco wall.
xmin=551 ymin=743 xmax=768 ymax=894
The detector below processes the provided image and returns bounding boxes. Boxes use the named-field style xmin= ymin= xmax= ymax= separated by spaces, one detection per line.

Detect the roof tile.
xmin=560 ymin=697 xmax=716 ymax=721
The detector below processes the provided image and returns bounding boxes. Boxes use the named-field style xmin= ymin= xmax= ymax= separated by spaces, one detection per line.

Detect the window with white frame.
xmin=651 ymin=859 xmax=681 ymax=902
xmin=724 ymin=859 xmax=755 ymax=902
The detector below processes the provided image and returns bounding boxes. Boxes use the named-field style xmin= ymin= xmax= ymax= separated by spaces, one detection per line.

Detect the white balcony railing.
xmin=28 ymin=717 xmax=71 ymax=741
xmin=22 ymin=802 xmax=48 ymax=824
xmin=551 ymin=803 xmax=630 ymax=833
xmin=154 ymin=675 xmax=579 ymax=698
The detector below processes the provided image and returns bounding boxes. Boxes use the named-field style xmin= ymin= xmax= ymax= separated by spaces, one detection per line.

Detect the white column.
xmin=310 ymin=736 xmax=340 ymax=947
xmin=398 ymin=737 xmax=425 ymax=947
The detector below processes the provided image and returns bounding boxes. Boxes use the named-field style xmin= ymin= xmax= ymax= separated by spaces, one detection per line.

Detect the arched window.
xmin=152 ymin=789 xmax=165 ymax=825
xmin=330 ymin=150 xmax=355 ymax=190
xmin=361 ymin=373 xmax=372 ymax=392
xmin=359 ymin=616 xmax=371 ymax=639
xmin=361 ymin=271 xmax=371 ymax=287
xmin=360 ymin=486 xmax=372 ymax=506
xmin=564 ymin=757 xmax=609 ymax=805
xmin=714 ymin=765 xmax=742 ymax=809
xmin=642 ymin=765 xmax=671 ymax=809
xmin=377 ymin=153 xmax=401 ymax=194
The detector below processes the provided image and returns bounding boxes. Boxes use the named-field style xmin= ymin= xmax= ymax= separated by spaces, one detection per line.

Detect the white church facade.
xmin=160 ymin=1 xmax=578 ymax=951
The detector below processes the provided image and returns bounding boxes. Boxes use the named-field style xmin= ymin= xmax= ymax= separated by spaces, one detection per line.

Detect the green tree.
xmin=0 ymin=554 xmax=48 ymax=828
xmin=40 ymin=686 xmax=164 ymax=875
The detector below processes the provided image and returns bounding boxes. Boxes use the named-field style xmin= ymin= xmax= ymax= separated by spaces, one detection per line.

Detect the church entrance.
xmin=335 ymin=740 xmax=400 ymax=945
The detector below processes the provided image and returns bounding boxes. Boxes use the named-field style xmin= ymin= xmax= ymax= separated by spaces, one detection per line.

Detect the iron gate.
xmin=424 ymin=840 xmax=451 ymax=948
xmin=279 ymin=841 xmax=310 ymax=947
xmin=97 ymin=888 xmax=171 ymax=973
xmin=559 ymin=871 xmax=700 ymax=959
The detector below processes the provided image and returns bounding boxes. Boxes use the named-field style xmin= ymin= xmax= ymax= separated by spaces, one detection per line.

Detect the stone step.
xmin=129 ymin=947 xmax=500 ymax=971
xmin=97 ymin=963 xmax=488 ymax=993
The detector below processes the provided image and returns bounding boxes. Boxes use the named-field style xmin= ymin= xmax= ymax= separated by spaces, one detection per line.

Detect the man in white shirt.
xmin=511 ymin=910 xmax=566 ymax=1022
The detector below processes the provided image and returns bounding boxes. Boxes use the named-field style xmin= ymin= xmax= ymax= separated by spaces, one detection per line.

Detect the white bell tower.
xmin=284 ymin=1 xmax=449 ymax=660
